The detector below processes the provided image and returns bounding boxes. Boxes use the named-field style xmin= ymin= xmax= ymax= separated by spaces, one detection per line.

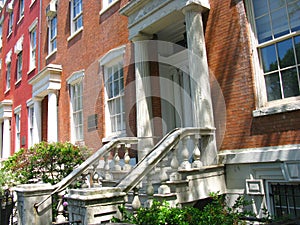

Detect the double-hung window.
xmin=27 ymin=103 xmax=34 ymax=148
xmin=16 ymin=51 xmax=22 ymax=81
xmin=6 ymin=62 xmax=11 ymax=91
xmin=14 ymin=107 xmax=21 ymax=151
xmin=8 ymin=11 xmax=13 ymax=35
xmin=70 ymin=0 xmax=82 ymax=34
xmin=105 ymin=61 xmax=125 ymax=135
xmin=28 ymin=19 xmax=37 ymax=70
xmin=100 ymin=46 xmax=126 ymax=139
xmin=49 ymin=15 xmax=57 ymax=53
xmin=19 ymin=0 xmax=24 ymax=19
xmin=248 ymin=0 xmax=300 ymax=110
xmin=67 ymin=71 xmax=84 ymax=143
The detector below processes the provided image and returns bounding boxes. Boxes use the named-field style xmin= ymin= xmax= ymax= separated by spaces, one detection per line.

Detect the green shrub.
xmin=1 ymin=141 xmax=91 ymax=221
xmin=2 ymin=141 xmax=89 ymax=186
xmin=113 ymin=193 xmax=257 ymax=225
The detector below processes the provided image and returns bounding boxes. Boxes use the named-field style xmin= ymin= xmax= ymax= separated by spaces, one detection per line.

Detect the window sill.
xmin=27 ymin=66 xmax=36 ymax=75
xmin=4 ymin=88 xmax=10 ymax=94
xmin=102 ymin=131 xmax=126 ymax=143
xmin=46 ymin=49 xmax=57 ymax=60
xmin=67 ymin=27 xmax=83 ymax=42
xmin=17 ymin=15 xmax=24 ymax=25
xmin=7 ymin=31 xmax=13 ymax=39
xmin=253 ymin=101 xmax=300 ymax=117
xmin=30 ymin=0 xmax=36 ymax=8
xmin=99 ymin=0 xmax=120 ymax=15
xmin=15 ymin=79 xmax=22 ymax=86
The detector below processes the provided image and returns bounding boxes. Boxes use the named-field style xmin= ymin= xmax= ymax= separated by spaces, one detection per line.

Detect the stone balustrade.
xmin=16 ymin=127 xmax=225 ymax=225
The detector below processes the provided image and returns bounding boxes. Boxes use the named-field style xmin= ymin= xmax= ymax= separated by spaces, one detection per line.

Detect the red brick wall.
xmin=40 ymin=0 xmax=130 ymax=150
xmin=206 ymin=0 xmax=300 ymax=151
xmin=0 ymin=0 xmax=40 ymax=152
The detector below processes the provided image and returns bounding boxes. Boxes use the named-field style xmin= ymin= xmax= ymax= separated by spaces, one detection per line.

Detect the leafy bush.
xmin=2 ymin=142 xmax=89 ymax=186
xmin=113 ymin=193 xmax=258 ymax=225
xmin=0 ymin=142 xmax=91 ymax=221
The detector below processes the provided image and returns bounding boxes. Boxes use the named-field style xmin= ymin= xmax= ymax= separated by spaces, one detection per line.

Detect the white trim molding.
xmin=219 ymin=144 xmax=300 ymax=165
xmin=29 ymin=64 xmax=62 ymax=98
xmin=99 ymin=45 xmax=126 ymax=66
xmin=67 ymin=69 xmax=85 ymax=85
xmin=0 ymin=100 xmax=13 ymax=119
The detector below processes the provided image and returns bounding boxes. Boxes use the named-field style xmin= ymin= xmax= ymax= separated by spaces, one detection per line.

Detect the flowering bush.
xmin=2 ymin=142 xmax=90 ymax=186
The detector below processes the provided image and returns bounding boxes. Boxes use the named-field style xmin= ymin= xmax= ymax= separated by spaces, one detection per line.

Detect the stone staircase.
xmin=30 ymin=127 xmax=226 ymax=225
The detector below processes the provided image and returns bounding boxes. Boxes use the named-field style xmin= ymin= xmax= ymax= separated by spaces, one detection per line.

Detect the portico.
xmin=120 ymin=0 xmax=217 ymax=165
xmin=29 ymin=64 xmax=62 ymax=143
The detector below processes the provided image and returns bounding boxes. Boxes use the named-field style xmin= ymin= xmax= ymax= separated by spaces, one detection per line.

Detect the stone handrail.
xmin=117 ymin=127 xmax=215 ymax=193
xmin=34 ymin=137 xmax=138 ymax=210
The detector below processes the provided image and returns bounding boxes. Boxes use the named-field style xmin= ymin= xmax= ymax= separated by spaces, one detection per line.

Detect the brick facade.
xmin=205 ymin=0 xmax=300 ymax=151
xmin=0 ymin=0 xmax=40 ymax=154
xmin=0 ymin=0 xmax=299 ymax=156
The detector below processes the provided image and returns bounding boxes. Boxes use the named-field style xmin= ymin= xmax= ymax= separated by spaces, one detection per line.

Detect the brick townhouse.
xmin=0 ymin=0 xmax=300 ymax=219
xmin=0 ymin=0 xmax=40 ymax=157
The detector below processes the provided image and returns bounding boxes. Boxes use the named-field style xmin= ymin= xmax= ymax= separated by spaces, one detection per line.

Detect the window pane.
xmin=269 ymin=0 xmax=285 ymax=11
xmin=115 ymin=98 xmax=120 ymax=114
xmin=117 ymin=115 xmax=121 ymax=130
xmin=114 ymin=79 xmax=119 ymax=96
xmin=282 ymin=68 xmax=300 ymax=98
xmin=288 ymin=1 xmax=300 ymax=32
xmin=271 ymin=7 xmax=289 ymax=38
xmin=277 ymin=38 xmax=295 ymax=68
xmin=256 ymin=15 xmax=272 ymax=43
xmin=253 ymin=0 xmax=268 ymax=17
xmin=261 ymin=44 xmax=278 ymax=72
xmin=295 ymin=35 xmax=300 ymax=63
xmin=265 ymin=72 xmax=282 ymax=101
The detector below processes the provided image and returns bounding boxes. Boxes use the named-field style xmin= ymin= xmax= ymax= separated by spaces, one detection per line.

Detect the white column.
xmin=0 ymin=121 xmax=2 ymax=158
xmin=33 ymin=97 xmax=42 ymax=145
xmin=2 ymin=117 xmax=11 ymax=158
xmin=133 ymin=35 xmax=154 ymax=160
xmin=182 ymin=3 xmax=214 ymax=128
xmin=182 ymin=3 xmax=217 ymax=165
xmin=47 ymin=91 xmax=58 ymax=142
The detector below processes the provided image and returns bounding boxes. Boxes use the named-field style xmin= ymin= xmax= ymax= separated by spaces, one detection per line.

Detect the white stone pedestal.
xmin=14 ymin=183 xmax=54 ymax=225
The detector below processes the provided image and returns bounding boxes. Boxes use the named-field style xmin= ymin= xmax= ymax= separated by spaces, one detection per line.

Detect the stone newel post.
xmin=14 ymin=184 xmax=54 ymax=225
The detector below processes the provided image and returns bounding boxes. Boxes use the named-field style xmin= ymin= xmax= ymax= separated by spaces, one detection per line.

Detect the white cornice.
xmin=29 ymin=64 xmax=62 ymax=98
xmin=0 ymin=99 xmax=13 ymax=119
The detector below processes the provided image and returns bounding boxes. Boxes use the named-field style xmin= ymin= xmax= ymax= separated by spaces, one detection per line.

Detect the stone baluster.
xmin=92 ymin=162 xmax=101 ymax=187
xmin=104 ymin=152 xmax=113 ymax=180
xmin=80 ymin=172 xmax=88 ymax=188
xmin=132 ymin=186 xmax=141 ymax=211
xmin=192 ymin=134 xmax=203 ymax=168
xmin=170 ymin=144 xmax=181 ymax=181
xmin=55 ymin=191 xmax=66 ymax=223
xmin=145 ymin=170 xmax=154 ymax=207
xmin=158 ymin=157 xmax=171 ymax=194
xmin=123 ymin=144 xmax=132 ymax=171
xmin=114 ymin=145 xmax=122 ymax=171
xmin=180 ymin=136 xmax=191 ymax=169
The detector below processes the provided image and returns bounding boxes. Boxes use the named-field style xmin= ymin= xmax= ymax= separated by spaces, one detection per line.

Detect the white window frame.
xmin=6 ymin=62 xmax=11 ymax=91
xmin=16 ymin=50 xmax=22 ymax=82
xmin=246 ymin=0 xmax=300 ymax=117
xmin=70 ymin=0 xmax=83 ymax=35
xmin=48 ymin=15 xmax=57 ymax=54
xmin=27 ymin=100 xmax=34 ymax=148
xmin=29 ymin=19 xmax=37 ymax=71
xmin=14 ymin=106 xmax=21 ymax=151
xmin=100 ymin=0 xmax=119 ymax=14
xmin=8 ymin=11 xmax=13 ymax=35
xmin=67 ymin=70 xmax=84 ymax=144
xmin=19 ymin=0 xmax=24 ymax=20
xmin=99 ymin=45 xmax=126 ymax=140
